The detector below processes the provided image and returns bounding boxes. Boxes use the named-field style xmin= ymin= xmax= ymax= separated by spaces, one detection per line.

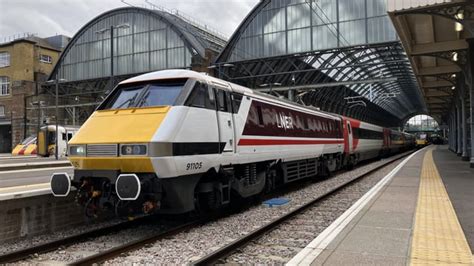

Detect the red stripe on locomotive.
xmin=238 ymin=138 xmax=344 ymax=146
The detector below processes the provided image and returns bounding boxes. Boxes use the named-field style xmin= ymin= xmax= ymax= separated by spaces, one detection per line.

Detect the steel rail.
xmin=192 ymin=151 xmax=414 ymax=265
xmin=0 ymin=215 xmax=154 ymax=264
xmin=69 ymin=219 xmax=204 ymax=266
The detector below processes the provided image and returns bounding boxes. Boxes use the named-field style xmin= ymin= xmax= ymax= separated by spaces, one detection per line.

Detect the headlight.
xmin=120 ymin=144 xmax=147 ymax=156
xmin=69 ymin=145 xmax=86 ymax=156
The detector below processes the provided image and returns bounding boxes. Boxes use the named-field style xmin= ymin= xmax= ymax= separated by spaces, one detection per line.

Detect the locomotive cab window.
xmin=231 ymin=93 xmax=243 ymax=113
xmin=185 ymin=82 xmax=216 ymax=110
xmin=100 ymin=79 xmax=187 ymax=110
xmin=215 ymin=89 xmax=232 ymax=113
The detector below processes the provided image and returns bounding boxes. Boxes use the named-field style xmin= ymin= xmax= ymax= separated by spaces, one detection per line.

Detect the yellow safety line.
xmin=410 ymin=148 xmax=473 ymax=265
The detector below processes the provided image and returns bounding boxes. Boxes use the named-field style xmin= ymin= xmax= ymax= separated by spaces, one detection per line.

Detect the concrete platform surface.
xmin=288 ymin=146 xmax=474 ymax=265
xmin=0 ymin=156 xmax=68 ymax=165
xmin=0 ymin=166 xmax=73 ymax=188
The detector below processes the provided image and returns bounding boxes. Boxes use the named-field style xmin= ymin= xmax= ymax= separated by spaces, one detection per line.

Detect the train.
xmin=12 ymin=125 xmax=79 ymax=157
xmin=50 ymin=70 xmax=415 ymax=217
xmin=37 ymin=125 xmax=79 ymax=157
xmin=415 ymin=132 xmax=429 ymax=147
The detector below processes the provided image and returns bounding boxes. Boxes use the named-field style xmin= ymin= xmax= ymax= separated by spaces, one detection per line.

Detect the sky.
xmin=0 ymin=0 xmax=259 ymax=41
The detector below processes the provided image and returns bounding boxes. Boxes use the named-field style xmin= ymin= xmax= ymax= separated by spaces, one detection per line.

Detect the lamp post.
xmin=289 ymin=74 xmax=296 ymax=101
xmin=46 ymin=76 xmax=67 ymax=160
xmin=95 ymin=23 xmax=130 ymax=91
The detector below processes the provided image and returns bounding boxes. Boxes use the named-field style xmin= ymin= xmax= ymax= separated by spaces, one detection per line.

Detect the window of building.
xmin=39 ymin=54 xmax=52 ymax=64
xmin=0 ymin=105 xmax=4 ymax=117
xmin=0 ymin=76 xmax=10 ymax=95
xmin=0 ymin=52 xmax=10 ymax=68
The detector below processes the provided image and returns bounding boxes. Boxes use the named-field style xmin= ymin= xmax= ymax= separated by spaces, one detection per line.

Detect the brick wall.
xmin=0 ymin=194 xmax=85 ymax=242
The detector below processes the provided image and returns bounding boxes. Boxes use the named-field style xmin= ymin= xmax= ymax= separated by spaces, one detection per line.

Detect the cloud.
xmin=0 ymin=0 xmax=259 ymax=41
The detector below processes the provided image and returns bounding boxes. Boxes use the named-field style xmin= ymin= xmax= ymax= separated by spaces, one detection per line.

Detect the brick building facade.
xmin=0 ymin=35 xmax=68 ymax=153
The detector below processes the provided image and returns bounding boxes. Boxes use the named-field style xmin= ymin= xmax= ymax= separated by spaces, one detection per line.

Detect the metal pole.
xmin=23 ymin=96 xmax=27 ymax=139
xmin=461 ymin=83 xmax=468 ymax=161
xmin=36 ymin=83 xmax=41 ymax=140
xmin=55 ymin=75 xmax=59 ymax=160
xmin=468 ymin=38 xmax=474 ymax=167
xmin=457 ymin=100 xmax=462 ymax=155
xmin=110 ymin=25 xmax=114 ymax=91
xmin=288 ymin=90 xmax=295 ymax=101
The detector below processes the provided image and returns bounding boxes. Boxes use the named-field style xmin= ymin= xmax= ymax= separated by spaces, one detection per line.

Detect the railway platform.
xmin=289 ymin=145 xmax=474 ymax=265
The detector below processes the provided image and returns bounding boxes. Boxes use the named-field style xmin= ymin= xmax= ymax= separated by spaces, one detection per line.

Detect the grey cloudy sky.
xmin=0 ymin=0 xmax=259 ymax=41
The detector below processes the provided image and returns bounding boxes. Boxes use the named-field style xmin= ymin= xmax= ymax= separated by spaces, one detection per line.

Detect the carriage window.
xmin=67 ymin=133 xmax=73 ymax=140
xmin=48 ymin=131 xmax=56 ymax=143
xmin=185 ymin=82 xmax=215 ymax=110
xmin=257 ymin=106 xmax=264 ymax=125
xmin=62 ymin=133 xmax=67 ymax=141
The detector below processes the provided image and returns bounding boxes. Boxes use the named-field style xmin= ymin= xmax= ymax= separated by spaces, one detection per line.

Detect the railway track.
xmin=191 ymin=150 xmax=414 ymax=265
xmin=0 ymin=216 xmax=154 ymax=264
xmin=69 ymin=220 xmax=203 ymax=265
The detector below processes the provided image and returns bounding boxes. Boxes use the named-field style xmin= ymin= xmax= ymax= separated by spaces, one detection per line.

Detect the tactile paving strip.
xmin=410 ymin=148 xmax=473 ymax=265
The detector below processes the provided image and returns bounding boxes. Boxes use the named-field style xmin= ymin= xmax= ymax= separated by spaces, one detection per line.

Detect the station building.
xmin=0 ymin=35 xmax=69 ymax=153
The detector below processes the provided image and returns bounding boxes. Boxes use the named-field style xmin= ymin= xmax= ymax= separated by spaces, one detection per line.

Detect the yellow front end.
xmin=68 ymin=106 xmax=170 ymax=172
xmin=416 ymin=139 xmax=428 ymax=146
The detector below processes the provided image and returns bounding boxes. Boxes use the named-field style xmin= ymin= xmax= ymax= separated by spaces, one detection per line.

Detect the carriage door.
xmin=346 ymin=121 xmax=353 ymax=153
xmin=215 ymin=87 xmax=234 ymax=153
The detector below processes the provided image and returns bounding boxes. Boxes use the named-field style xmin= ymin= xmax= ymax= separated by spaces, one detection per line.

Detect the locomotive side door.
xmin=214 ymin=87 xmax=235 ymax=153
xmin=346 ymin=121 xmax=353 ymax=153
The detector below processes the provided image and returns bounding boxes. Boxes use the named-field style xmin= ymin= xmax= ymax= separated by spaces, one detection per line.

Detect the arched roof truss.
xmin=216 ymin=0 xmax=426 ymax=127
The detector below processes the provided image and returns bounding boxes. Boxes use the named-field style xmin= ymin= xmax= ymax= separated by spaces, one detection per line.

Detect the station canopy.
xmin=389 ymin=0 xmax=473 ymax=124
xmin=36 ymin=6 xmax=226 ymax=126
xmin=215 ymin=0 xmax=427 ymax=127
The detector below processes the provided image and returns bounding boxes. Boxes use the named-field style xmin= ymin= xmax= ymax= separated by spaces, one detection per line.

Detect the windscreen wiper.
xmin=115 ymin=93 xmax=139 ymax=109
xmin=136 ymin=90 xmax=151 ymax=107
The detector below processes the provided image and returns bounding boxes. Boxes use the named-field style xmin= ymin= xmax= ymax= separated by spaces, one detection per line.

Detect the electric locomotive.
xmin=50 ymin=70 xmax=413 ymax=217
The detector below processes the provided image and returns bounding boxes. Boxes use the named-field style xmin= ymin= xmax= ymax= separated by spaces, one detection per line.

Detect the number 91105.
xmin=186 ymin=162 xmax=202 ymax=171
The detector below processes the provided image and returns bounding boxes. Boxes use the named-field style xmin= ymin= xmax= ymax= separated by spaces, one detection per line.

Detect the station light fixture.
xmin=259 ymin=82 xmax=282 ymax=87
xmin=452 ymin=52 xmax=458 ymax=62
xmin=452 ymin=86 xmax=456 ymax=90
xmin=455 ymin=11 xmax=464 ymax=32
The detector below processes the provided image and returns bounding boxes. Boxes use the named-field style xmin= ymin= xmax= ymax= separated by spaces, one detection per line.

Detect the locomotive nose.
xmin=50 ymin=173 xmax=71 ymax=197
